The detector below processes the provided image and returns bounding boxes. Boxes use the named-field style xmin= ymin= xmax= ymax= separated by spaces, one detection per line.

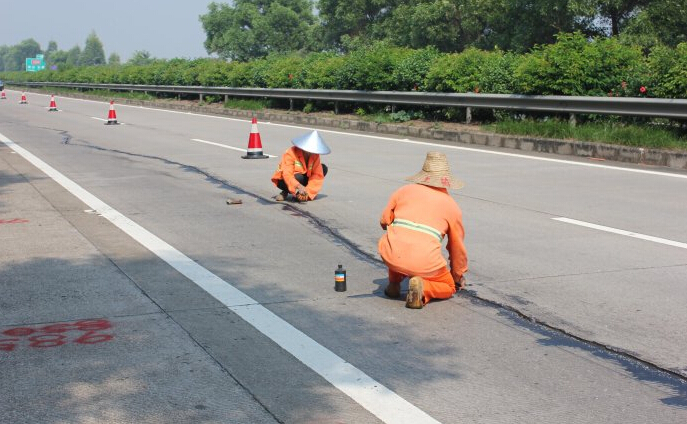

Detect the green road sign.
xmin=25 ymin=57 xmax=46 ymax=72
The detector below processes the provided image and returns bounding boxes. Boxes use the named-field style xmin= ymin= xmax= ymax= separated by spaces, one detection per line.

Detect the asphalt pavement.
xmin=1 ymin=90 xmax=687 ymax=423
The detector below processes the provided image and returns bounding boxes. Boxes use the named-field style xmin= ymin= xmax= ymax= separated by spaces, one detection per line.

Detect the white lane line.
xmin=553 ymin=217 xmax=687 ymax=250
xmin=36 ymin=94 xmax=687 ymax=179
xmin=91 ymin=117 xmax=125 ymax=125
xmin=191 ymin=138 xmax=276 ymax=157
xmin=0 ymin=132 xmax=440 ymax=424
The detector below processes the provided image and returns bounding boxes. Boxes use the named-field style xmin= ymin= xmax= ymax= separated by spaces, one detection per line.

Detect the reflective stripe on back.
xmin=390 ymin=219 xmax=442 ymax=242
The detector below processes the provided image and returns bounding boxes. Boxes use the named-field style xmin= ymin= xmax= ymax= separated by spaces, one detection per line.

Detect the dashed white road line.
xmin=90 ymin=117 xmax=125 ymax=125
xmin=0 ymin=131 xmax=440 ymax=424
xmin=553 ymin=217 xmax=687 ymax=250
xmin=191 ymin=138 xmax=276 ymax=157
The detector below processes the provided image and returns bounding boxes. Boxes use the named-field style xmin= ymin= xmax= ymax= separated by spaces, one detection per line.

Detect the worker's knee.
xmin=294 ymin=173 xmax=308 ymax=186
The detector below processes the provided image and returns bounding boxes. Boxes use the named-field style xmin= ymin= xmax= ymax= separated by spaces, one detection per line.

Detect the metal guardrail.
xmin=9 ymin=81 xmax=687 ymax=120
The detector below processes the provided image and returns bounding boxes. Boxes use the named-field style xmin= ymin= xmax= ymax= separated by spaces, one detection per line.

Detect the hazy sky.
xmin=0 ymin=1 xmax=213 ymax=60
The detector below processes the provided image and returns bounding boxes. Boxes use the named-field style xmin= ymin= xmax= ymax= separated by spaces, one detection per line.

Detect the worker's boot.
xmin=405 ymin=276 xmax=424 ymax=309
xmin=275 ymin=190 xmax=289 ymax=201
xmin=384 ymin=281 xmax=401 ymax=299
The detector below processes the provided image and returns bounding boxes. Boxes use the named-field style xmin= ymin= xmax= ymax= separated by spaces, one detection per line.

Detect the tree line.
xmin=0 ymin=32 xmax=159 ymax=72
xmin=3 ymin=1 xmax=685 ymax=70
xmin=200 ymin=0 xmax=687 ymax=62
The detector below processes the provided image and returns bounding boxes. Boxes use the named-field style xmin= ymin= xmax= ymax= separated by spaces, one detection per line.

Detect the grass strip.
xmin=485 ymin=119 xmax=687 ymax=150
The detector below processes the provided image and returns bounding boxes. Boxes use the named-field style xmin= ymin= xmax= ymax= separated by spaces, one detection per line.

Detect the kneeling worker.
xmin=378 ymin=151 xmax=468 ymax=309
xmin=271 ymin=130 xmax=330 ymax=202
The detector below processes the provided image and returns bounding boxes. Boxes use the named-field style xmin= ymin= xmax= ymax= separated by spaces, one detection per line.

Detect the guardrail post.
xmin=289 ymin=98 xmax=294 ymax=111
xmin=466 ymin=107 xmax=472 ymax=124
xmin=224 ymin=94 xmax=228 ymax=103
xmin=334 ymin=101 xmax=339 ymax=115
xmin=569 ymin=113 xmax=577 ymax=127
xmin=199 ymin=93 xmax=203 ymax=103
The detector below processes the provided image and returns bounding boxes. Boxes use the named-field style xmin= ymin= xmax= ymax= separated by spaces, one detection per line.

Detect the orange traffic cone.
xmin=241 ymin=117 xmax=268 ymax=159
xmin=20 ymin=92 xmax=28 ymax=104
xmin=105 ymin=100 xmax=118 ymax=125
xmin=48 ymin=95 xmax=58 ymax=111
xmin=0 ymin=90 xmax=6 ymax=100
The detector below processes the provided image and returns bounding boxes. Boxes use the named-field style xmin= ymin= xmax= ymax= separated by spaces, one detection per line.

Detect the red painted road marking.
xmin=0 ymin=319 xmax=114 ymax=352
xmin=29 ymin=334 xmax=67 ymax=348
xmin=3 ymin=327 xmax=35 ymax=337
xmin=74 ymin=331 xmax=114 ymax=344
xmin=0 ymin=339 xmax=20 ymax=352
xmin=0 ymin=218 xmax=29 ymax=224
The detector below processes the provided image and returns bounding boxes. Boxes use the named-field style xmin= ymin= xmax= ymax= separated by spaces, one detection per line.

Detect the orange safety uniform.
xmin=378 ymin=184 xmax=468 ymax=304
xmin=271 ymin=146 xmax=325 ymax=200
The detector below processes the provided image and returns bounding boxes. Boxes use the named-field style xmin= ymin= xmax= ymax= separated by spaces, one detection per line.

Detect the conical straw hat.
xmin=291 ymin=130 xmax=331 ymax=155
xmin=405 ymin=152 xmax=464 ymax=189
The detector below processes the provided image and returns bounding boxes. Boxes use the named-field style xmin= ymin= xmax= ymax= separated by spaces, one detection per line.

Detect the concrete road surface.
xmin=1 ymin=90 xmax=686 ymax=423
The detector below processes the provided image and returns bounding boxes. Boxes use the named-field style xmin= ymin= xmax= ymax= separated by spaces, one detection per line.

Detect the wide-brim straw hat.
xmin=291 ymin=130 xmax=331 ymax=155
xmin=405 ymin=151 xmax=464 ymax=189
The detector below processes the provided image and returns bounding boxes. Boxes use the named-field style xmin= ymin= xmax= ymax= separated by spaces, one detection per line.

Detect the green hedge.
xmin=513 ymin=33 xmax=646 ymax=96
xmin=3 ymin=33 xmax=687 ymax=99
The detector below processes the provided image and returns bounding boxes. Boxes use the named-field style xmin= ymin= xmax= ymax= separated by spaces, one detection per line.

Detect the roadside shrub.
xmin=389 ymin=110 xmax=425 ymax=122
xmin=225 ymin=61 xmax=254 ymax=87
xmin=246 ymin=57 xmax=271 ymax=88
xmin=155 ymin=59 xmax=187 ymax=85
xmin=196 ymin=59 xmax=231 ymax=86
xmin=514 ymin=32 xmax=645 ymax=96
xmin=303 ymin=102 xmax=317 ymax=113
xmin=299 ymin=52 xmax=345 ymax=89
xmin=425 ymin=48 xmax=493 ymax=93
xmin=476 ymin=50 xmax=517 ymax=94
xmin=657 ymin=42 xmax=687 ymax=98
xmin=262 ymin=54 xmax=305 ymax=88
xmin=391 ymin=46 xmax=441 ymax=91
xmin=334 ymin=41 xmax=413 ymax=91
xmin=644 ymin=45 xmax=677 ymax=98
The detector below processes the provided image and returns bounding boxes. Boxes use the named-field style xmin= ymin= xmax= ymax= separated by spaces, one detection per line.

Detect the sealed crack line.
xmin=476 ymin=262 xmax=687 ymax=284
xmin=460 ymin=291 xmax=687 ymax=383
xmin=69 ymin=140 xmax=383 ymax=268
xmin=66 ymin=140 xmax=687 ymax=383
xmin=59 ymin=130 xmax=72 ymax=145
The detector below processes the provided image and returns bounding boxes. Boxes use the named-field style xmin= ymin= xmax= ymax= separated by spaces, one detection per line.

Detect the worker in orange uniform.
xmin=378 ymin=151 xmax=468 ymax=309
xmin=271 ymin=130 xmax=330 ymax=202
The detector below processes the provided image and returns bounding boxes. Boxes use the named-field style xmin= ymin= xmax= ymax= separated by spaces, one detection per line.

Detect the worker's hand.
xmin=455 ymin=276 xmax=466 ymax=291
xmin=295 ymin=186 xmax=308 ymax=202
